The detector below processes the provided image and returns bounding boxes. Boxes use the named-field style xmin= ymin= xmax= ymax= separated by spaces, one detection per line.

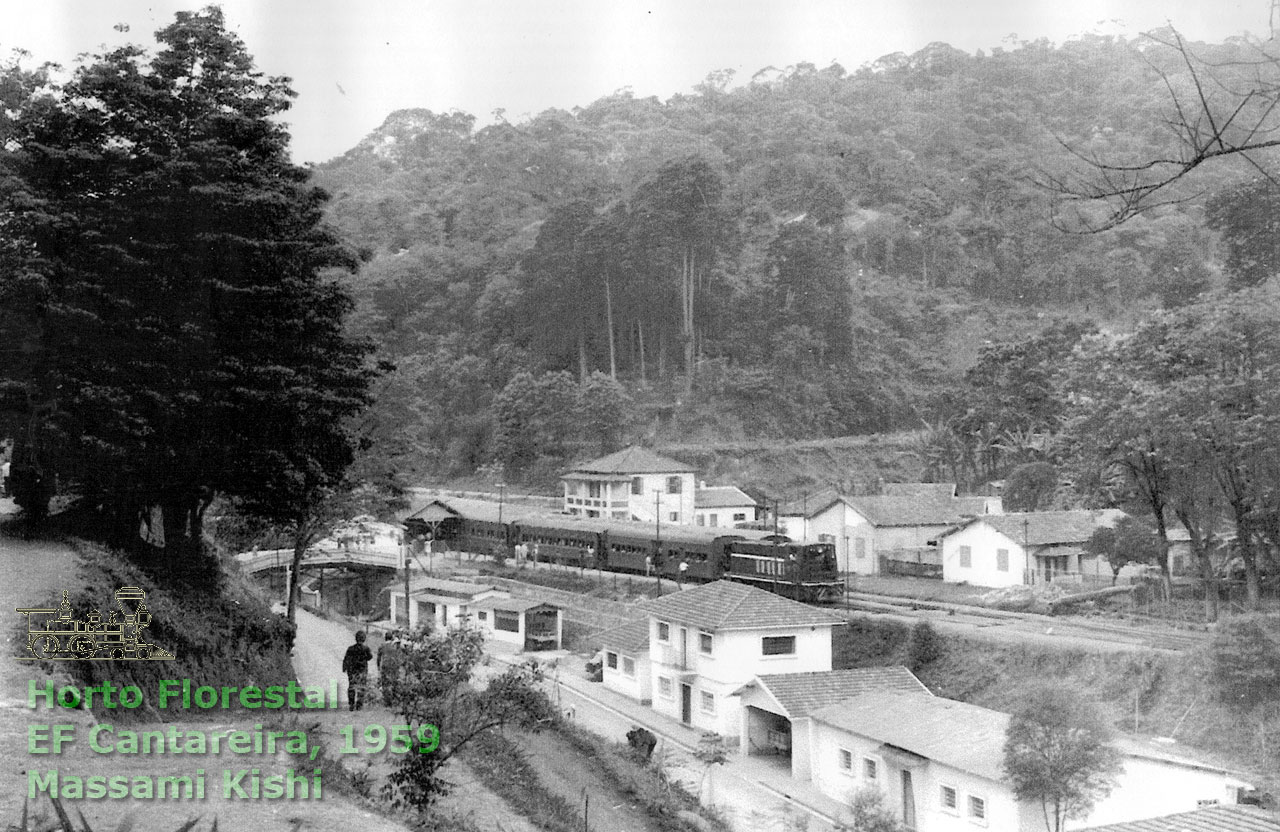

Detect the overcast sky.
xmin=2 ymin=0 xmax=1269 ymax=164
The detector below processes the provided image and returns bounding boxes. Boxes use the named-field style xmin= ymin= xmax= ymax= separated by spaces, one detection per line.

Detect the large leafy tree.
xmin=1002 ymin=686 xmax=1122 ymax=832
xmin=0 ymin=9 xmax=373 ymax=577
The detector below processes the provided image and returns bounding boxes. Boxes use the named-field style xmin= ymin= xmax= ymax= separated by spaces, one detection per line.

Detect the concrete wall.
xmin=940 ymin=522 xmax=1030 ymax=588
xmin=811 ymin=723 xmax=1019 ymax=832
xmin=602 ymin=651 xmax=651 ymax=703
xmin=648 ymin=619 xmax=833 ymax=737
xmin=1063 ymin=755 xmax=1247 ymax=831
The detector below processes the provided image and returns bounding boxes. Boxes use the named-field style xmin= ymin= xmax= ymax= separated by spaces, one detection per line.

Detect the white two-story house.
xmin=561 ymin=445 xmax=696 ymax=524
xmin=641 ymin=580 xmax=846 ymax=739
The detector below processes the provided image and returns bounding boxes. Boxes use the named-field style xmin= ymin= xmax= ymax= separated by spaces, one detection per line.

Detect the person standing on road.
xmin=342 ymin=630 xmax=373 ymax=711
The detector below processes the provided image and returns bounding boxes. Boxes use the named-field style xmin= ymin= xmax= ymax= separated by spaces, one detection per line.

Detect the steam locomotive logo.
xmin=16 ymin=587 xmax=175 ymax=661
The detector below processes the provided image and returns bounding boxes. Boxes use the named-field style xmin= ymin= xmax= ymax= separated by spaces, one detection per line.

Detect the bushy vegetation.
xmin=309 ymin=33 xmax=1259 ymax=481
xmin=835 ymin=616 xmax=1280 ymax=793
xmin=51 ymin=540 xmax=294 ymax=721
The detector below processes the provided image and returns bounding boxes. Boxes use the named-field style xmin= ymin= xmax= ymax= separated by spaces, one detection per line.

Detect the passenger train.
xmin=407 ymin=497 xmax=843 ymax=602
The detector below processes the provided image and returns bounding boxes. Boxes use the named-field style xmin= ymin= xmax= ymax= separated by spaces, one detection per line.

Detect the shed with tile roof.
xmin=806 ymin=690 xmax=1252 ymax=832
xmin=594 ymin=619 xmax=652 ymax=703
xmin=938 ymin=509 xmax=1127 ymax=588
xmin=732 ymin=667 xmax=931 ymax=781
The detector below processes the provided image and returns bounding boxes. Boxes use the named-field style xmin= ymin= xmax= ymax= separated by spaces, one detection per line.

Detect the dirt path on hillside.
xmin=0 ymin=504 xmax=409 ymax=832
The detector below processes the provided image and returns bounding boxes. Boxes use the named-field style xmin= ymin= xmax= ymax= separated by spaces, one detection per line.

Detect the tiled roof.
xmin=594 ymin=619 xmax=650 ymax=654
xmin=882 ymin=482 xmax=957 ymax=499
xmin=696 ymin=486 xmax=757 ymax=509
xmin=1080 ymin=806 xmax=1280 ymax=832
xmin=399 ymin=576 xmax=498 ymax=598
xmin=641 ymin=580 xmax=846 ymax=631
xmin=812 ymin=691 xmax=1011 ymax=782
xmin=778 ymin=488 xmax=844 ymax=518
xmin=566 ymin=445 xmax=694 ymax=475
xmin=747 ymin=667 xmax=930 ymax=718
xmin=848 ymin=494 xmax=989 ymax=527
xmin=963 ymin=509 xmax=1126 ymax=546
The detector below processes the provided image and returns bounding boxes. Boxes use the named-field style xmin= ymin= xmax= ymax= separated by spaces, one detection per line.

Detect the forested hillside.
xmin=313 ymin=32 xmax=1261 ymax=484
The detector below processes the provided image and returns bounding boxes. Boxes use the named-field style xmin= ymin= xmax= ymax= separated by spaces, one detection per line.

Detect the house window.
xmin=959 ymin=545 xmax=972 ymax=568
xmin=699 ymin=631 xmax=713 ymax=655
xmin=761 ymin=636 xmax=796 ymax=656
xmin=622 ymin=656 xmax=635 ymax=677
xmin=670 ymin=512 xmax=679 ymax=522
xmin=667 ymin=476 xmax=682 ymax=494
xmin=478 ymin=611 xmax=488 ymax=622
xmin=838 ymin=748 xmax=853 ymax=772
xmin=606 ymin=652 xmax=618 ymax=669
xmin=709 ymin=515 xmax=718 ymax=527
xmin=700 ymin=691 xmax=715 ymax=714
xmin=697 ymin=515 xmax=705 ymax=526
xmin=632 ymin=477 xmax=643 ymax=495
xmin=588 ymin=481 xmax=602 ymax=499
xmin=493 ymin=610 xmax=520 ymax=632
xmin=968 ymin=795 xmax=987 ymax=823
xmin=996 ymin=548 xmax=1009 ymax=572
xmin=940 ymin=785 xmax=958 ymax=813
xmin=733 ymin=513 xmax=746 ymax=522
xmin=658 ymin=676 xmax=673 ymax=699
xmin=856 ymin=538 xmax=867 ymax=559
xmin=657 ymin=621 xmax=670 ymax=642
xmin=862 ymin=757 xmax=878 ymax=781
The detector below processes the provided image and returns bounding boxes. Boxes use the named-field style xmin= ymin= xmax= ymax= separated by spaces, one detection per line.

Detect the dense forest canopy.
xmin=315 ymin=31 xmax=1278 ymax=482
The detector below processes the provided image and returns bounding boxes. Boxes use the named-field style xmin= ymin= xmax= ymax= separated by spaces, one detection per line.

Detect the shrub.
xmin=1210 ymin=614 xmax=1280 ymax=709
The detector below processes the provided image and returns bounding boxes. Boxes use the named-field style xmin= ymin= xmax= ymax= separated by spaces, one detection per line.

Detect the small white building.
xmin=939 ymin=510 xmax=1126 ymax=588
xmin=472 ymin=596 xmax=563 ymax=651
xmin=386 ymin=577 xmax=563 ymax=650
xmin=387 ymin=576 xmax=505 ymax=631
xmin=733 ymin=667 xmax=930 ymax=782
xmin=641 ymin=580 xmax=845 ymax=739
xmin=694 ymin=484 xmax=759 ymax=529
xmin=778 ymin=486 xmax=1000 ymax=575
xmin=596 ymin=619 xmax=651 ymax=703
xmin=561 ymin=445 xmax=696 ymax=524
xmin=808 ymin=690 xmax=1251 ymax=832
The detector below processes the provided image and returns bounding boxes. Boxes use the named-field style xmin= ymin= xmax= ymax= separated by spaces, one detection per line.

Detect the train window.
xmin=762 ymin=636 xmax=796 ymax=656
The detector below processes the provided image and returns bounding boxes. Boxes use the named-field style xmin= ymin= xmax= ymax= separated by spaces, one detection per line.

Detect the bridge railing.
xmin=234 ymin=545 xmax=402 ymax=573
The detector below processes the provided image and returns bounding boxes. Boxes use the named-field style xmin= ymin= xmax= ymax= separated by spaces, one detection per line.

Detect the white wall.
xmin=602 ymin=651 xmax=651 ymax=703
xmin=940 ymin=522 xmax=1029 ymax=588
xmin=811 ymin=723 xmax=1020 ymax=832
xmin=1063 ymin=755 xmax=1247 ymax=831
xmin=648 ymin=618 xmax=833 ymax=736
xmin=695 ymin=505 xmax=755 ymax=528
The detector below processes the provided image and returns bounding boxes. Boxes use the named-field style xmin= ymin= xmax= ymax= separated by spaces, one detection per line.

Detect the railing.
xmin=234 ymin=545 xmax=401 ymax=574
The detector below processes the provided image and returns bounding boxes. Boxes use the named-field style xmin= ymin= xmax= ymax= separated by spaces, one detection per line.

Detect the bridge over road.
xmin=234 ymin=541 xmax=403 ymax=574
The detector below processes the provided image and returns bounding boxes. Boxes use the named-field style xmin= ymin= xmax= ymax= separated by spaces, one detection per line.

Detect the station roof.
xmin=565 ymin=445 xmax=694 ymax=476
xmin=641 ymin=580 xmax=845 ymax=631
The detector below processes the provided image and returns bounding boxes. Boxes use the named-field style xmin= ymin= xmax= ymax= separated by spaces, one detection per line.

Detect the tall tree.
xmin=630 ymin=156 xmax=727 ymax=393
xmin=0 ymin=9 xmax=373 ymax=577
xmin=1002 ymin=685 xmax=1122 ymax=832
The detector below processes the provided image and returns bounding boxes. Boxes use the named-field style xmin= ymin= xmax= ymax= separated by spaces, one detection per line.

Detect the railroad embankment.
xmin=839 ymin=616 xmax=1279 ymax=799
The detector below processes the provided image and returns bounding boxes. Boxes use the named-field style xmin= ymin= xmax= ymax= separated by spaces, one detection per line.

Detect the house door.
xmin=680 ymin=684 xmax=692 ymax=724
xmin=901 ymin=769 xmax=916 ymax=829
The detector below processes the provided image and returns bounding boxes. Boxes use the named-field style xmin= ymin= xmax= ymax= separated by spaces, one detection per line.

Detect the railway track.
xmin=827 ymin=588 xmax=1211 ymax=653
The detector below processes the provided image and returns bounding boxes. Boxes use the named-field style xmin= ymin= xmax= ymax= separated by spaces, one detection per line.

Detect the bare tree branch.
xmin=1041 ymin=27 xmax=1280 ymax=232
